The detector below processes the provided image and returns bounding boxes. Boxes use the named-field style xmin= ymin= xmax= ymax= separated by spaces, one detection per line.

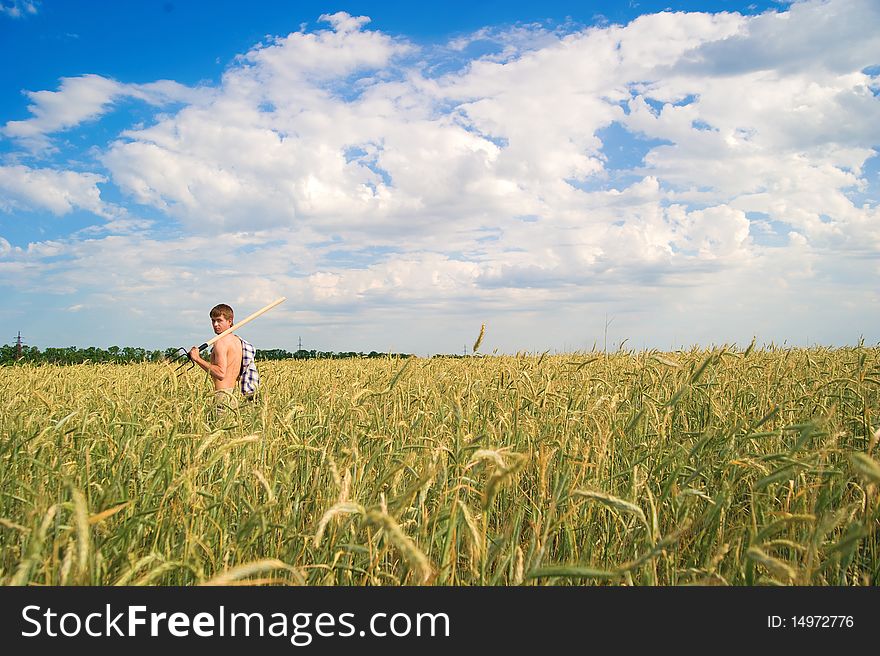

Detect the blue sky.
xmin=1 ymin=0 xmax=879 ymax=355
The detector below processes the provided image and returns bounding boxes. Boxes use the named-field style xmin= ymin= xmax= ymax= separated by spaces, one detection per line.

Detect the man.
xmin=188 ymin=303 xmax=255 ymax=411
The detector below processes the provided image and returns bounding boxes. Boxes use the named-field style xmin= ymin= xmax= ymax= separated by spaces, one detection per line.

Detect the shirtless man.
xmin=188 ymin=303 xmax=243 ymax=410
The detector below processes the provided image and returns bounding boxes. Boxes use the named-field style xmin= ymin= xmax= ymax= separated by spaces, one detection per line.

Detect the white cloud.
xmin=673 ymin=0 xmax=880 ymax=77
xmin=97 ymin=3 xmax=877 ymax=251
xmin=668 ymin=205 xmax=752 ymax=258
xmin=3 ymin=2 xmax=879 ymax=351
xmin=0 ymin=165 xmax=119 ymax=217
xmin=89 ymin=6 xmax=875 ymax=298
xmin=243 ymin=11 xmax=412 ymax=83
xmin=2 ymin=75 xmax=124 ymax=150
xmin=2 ymin=74 xmax=208 ymax=151
xmin=0 ymin=0 xmax=38 ymax=19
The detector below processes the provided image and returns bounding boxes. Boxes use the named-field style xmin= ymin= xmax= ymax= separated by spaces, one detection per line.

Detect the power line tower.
xmin=298 ymin=336 xmax=303 ymax=351
xmin=15 ymin=331 xmax=23 ymax=361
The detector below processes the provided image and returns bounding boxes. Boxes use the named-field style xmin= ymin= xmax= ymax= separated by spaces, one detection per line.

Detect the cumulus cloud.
xmin=0 ymin=165 xmax=120 ymax=217
xmin=3 ymin=75 xmax=124 ymax=146
xmin=0 ymin=0 xmax=38 ymax=19
xmin=93 ymin=4 xmax=877 ymax=249
xmin=2 ymin=74 xmax=208 ymax=151
xmin=243 ymin=11 xmax=412 ymax=84
xmin=3 ymin=2 xmax=879 ymax=351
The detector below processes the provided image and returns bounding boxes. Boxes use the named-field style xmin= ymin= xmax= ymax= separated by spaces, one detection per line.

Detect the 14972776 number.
xmin=790 ymin=616 xmax=853 ymax=628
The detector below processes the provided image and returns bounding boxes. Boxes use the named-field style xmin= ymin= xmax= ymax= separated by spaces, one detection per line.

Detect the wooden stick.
xmin=198 ymin=297 xmax=287 ymax=349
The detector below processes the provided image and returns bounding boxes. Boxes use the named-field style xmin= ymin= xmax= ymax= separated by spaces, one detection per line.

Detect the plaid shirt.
xmin=239 ymin=337 xmax=259 ymax=396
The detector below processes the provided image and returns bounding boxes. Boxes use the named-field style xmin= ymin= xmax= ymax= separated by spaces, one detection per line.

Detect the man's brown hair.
xmin=210 ymin=304 xmax=234 ymax=322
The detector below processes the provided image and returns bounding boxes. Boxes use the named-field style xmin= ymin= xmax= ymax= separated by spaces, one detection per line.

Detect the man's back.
xmin=210 ymin=333 xmax=243 ymax=390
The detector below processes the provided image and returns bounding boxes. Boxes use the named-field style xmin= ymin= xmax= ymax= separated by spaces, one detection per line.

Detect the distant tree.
xmin=1 ymin=343 xmax=417 ymax=365
xmin=0 ymin=344 xmax=17 ymax=363
xmin=255 ymin=348 xmax=294 ymax=361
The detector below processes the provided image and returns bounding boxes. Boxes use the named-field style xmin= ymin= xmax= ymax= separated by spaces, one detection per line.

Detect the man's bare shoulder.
xmin=217 ymin=333 xmax=242 ymax=350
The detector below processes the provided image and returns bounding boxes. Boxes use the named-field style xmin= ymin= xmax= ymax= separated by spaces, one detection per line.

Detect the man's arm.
xmin=189 ymin=341 xmax=230 ymax=381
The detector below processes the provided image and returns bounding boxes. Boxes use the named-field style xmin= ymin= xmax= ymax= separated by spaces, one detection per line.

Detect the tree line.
xmin=0 ymin=344 xmax=413 ymax=365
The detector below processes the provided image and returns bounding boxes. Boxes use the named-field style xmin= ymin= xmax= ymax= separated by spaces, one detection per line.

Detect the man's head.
xmin=210 ymin=304 xmax=234 ymax=334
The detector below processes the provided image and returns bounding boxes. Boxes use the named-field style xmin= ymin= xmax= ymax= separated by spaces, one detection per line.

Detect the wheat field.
xmin=2 ymin=346 xmax=879 ymax=586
